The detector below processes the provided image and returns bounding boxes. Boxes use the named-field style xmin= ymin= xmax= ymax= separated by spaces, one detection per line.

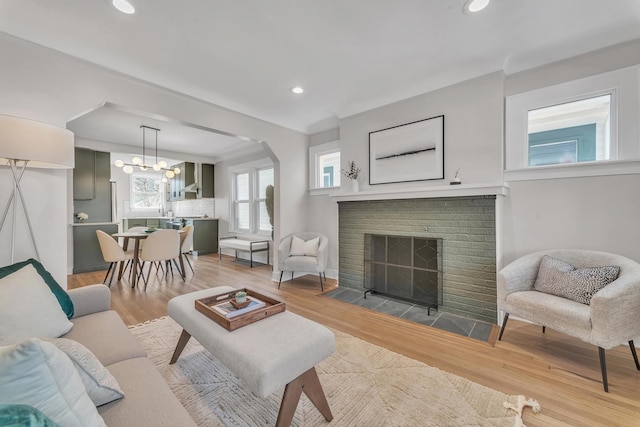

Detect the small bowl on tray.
xmin=230 ymin=298 xmax=251 ymax=309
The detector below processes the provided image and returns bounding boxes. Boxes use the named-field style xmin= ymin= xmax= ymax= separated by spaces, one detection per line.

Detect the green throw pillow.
xmin=0 ymin=259 xmax=74 ymax=319
xmin=0 ymin=404 xmax=60 ymax=427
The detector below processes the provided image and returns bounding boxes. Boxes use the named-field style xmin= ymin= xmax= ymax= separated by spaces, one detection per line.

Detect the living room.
xmin=1 ymin=1 xmax=640 ymax=426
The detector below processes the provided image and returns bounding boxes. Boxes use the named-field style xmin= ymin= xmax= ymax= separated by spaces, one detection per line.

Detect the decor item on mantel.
xmin=113 ymin=125 xmax=181 ymax=183
xmin=450 ymin=168 xmax=461 ymax=185
xmin=75 ymin=212 xmax=89 ymax=222
xmin=369 ymin=115 xmax=444 ymax=185
xmin=341 ymin=160 xmax=361 ymax=193
xmin=0 ymin=114 xmax=75 ymax=263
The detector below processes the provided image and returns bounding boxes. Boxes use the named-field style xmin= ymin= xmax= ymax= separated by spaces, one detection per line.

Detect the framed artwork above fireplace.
xmin=369 ymin=115 xmax=444 ymax=185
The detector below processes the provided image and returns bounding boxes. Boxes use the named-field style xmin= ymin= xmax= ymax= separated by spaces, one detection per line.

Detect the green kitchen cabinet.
xmin=168 ymin=162 xmax=196 ymax=201
xmin=123 ymin=218 xmax=148 ymax=230
xmin=146 ymin=219 xmax=161 ymax=228
xmin=192 ymin=219 xmax=218 ymax=255
xmin=73 ymin=148 xmax=96 ymax=200
xmin=73 ymin=149 xmax=112 ymax=222
xmin=123 ymin=218 xmax=170 ymax=231
xmin=73 ymin=223 xmax=118 ymax=273
xmin=200 ymin=163 xmax=215 ymax=198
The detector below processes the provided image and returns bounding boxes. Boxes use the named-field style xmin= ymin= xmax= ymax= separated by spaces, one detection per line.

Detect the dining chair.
xmin=179 ymin=225 xmax=195 ymax=275
xmin=139 ymin=229 xmax=182 ymax=291
xmin=95 ymin=230 xmax=136 ymax=287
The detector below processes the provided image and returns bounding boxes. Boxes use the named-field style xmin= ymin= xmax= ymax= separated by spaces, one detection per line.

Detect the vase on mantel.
xmin=350 ymin=179 xmax=359 ymax=193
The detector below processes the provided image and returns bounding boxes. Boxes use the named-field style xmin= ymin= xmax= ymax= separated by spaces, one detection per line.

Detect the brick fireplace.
xmin=337 ymin=193 xmax=500 ymax=324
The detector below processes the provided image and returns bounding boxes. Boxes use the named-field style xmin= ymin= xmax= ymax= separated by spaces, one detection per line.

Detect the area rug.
xmin=129 ymin=317 xmax=539 ymax=427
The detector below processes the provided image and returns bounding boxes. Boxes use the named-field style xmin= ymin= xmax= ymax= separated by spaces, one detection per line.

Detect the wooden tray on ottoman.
xmin=195 ymin=288 xmax=286 ymax=331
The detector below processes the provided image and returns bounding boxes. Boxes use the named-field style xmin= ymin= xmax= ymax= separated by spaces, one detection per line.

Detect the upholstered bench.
xmin=167 ymin=287 xmax=335 ymax=426
xmin=218 ymin=237 xmax=270 ymax=267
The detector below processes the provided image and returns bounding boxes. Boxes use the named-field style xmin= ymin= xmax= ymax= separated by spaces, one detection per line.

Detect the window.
xmin=234 ymin=172 xmax=250 ymax=230
xmin=505 ymin=65 xmax=640 ymax=180
xmin=527 ymin=95 xmax=611 ymax=166
xmin=309 ymin=141 xmax=340 ymax=190
xmin=130 ymin=172 xmax=162 ymax=210
xmin=231 ymin=160 xmax=274 ymax=235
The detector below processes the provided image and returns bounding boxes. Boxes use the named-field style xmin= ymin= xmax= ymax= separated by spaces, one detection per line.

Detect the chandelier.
xmin=114 ymin=125 xmax=180 ymax=181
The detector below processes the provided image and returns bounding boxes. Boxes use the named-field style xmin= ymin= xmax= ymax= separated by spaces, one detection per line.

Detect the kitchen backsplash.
xmin=171 ymin=199 xmax=215 ymax=218
xmin=124 ymin=198 xmax=215 ymax=218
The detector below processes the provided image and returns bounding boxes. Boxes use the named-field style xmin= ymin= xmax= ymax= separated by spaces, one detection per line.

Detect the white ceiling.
xmin=66 ymin=103 xmax=263 ymax=162
xmin=1 ymin=0 xmax=639 ymax=139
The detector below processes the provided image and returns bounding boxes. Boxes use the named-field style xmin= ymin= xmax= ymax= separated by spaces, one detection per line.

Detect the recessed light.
xmin=291 ymin=87 xmax=304 ymax=94
xmin=463 ymin=0 xmax=490 ymax=14
xmin=112 ymin=0 xmax=135 ymax=14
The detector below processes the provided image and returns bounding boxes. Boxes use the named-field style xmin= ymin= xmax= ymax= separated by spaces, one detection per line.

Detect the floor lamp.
xmin=0 ymin=115 xmax=74 ymax=263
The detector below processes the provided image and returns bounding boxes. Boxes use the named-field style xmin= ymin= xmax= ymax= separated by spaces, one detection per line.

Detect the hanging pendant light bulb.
xmin=114 ymin=125 xmax=179 ymax=179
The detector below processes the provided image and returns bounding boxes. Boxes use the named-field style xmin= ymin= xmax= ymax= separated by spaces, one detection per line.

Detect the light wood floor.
xmin=68 ymin=254 xmax=640 ymax=427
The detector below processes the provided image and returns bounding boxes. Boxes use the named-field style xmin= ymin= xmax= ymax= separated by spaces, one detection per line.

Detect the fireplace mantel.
xmin=332 ymin=182 xmax=509 ymax=202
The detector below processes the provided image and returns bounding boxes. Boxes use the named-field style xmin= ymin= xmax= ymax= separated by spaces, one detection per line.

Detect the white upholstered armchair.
xmin=277 ymin=232 xmax=328 ymax=291
xmin=497 ymin=249 xmax=640 ymax=392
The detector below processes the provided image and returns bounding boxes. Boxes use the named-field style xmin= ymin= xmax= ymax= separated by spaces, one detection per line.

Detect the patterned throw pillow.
xmin=45 ymin=338 xmax=124 ymax=406
xmin=533 ymin=255 xmax=620 ymax=305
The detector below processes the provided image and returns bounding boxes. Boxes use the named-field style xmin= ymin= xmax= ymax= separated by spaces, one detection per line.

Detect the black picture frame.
xmin=369 ymin=115 xmax=444 ymax=185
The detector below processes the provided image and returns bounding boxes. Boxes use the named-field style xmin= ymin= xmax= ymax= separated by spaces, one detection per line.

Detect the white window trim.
xmin=309 ymin=140 xmax=340 ymax=191
xmin=228 ymin=158 xmax=273 ymax=236
xmin=505 ymin=65 xmax=640 ymax=181
xmin=129 ymin=171 xmax=163 ymax=212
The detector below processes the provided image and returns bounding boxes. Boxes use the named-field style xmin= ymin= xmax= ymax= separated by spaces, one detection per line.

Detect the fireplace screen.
xmin=364 ymin=234 xmax=442 ymax=309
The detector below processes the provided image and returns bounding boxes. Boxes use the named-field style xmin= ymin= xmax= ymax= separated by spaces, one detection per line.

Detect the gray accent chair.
xmin=277 ymin=232 xmax=328 ymax=291
xmin=497 ymin=249 xmax=640 ymax=392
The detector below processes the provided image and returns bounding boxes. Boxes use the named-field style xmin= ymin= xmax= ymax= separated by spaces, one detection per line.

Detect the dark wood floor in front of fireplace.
xmin=325 ymin=287 xmax=495 ymax=342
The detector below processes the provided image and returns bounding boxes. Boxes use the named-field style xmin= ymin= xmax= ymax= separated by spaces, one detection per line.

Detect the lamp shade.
xmin=0 ymin=115 xmax=75 ymax=169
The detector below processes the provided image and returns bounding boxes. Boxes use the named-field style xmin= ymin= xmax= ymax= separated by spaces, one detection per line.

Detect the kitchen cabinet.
xmin=166 ymin=162 xmax=214 ymax=200
xmin=73 ymin=148 xmax=96 ymax=200
xmin=73 ymin=223 xmax=118 ymax=273
xmin=192 ymin=219 xmax=218 ymax=255
xmin=123 ymin=218 xmax=168 ymax=230
xmin=200 ymin=163 xmax=215 ymax=198
xmin=73 ymin=149 xmax=112 ymax=222
xmin=168 ymin=162 xmax=196 ymax=201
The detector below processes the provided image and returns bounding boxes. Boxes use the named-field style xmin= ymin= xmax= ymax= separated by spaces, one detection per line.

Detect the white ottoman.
xmin=167 ymin=287 xmax=335 ymax=426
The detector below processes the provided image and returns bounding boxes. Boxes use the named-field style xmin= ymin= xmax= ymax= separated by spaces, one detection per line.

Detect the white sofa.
xmin=63 ymin=284 xmax=197 ymax=425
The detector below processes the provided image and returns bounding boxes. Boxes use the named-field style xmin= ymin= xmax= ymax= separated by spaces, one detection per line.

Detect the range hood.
xmin=183 ymin=182 xmax=198 ymax=193
xmin=181 ymin=163 xmax=201 ymax=194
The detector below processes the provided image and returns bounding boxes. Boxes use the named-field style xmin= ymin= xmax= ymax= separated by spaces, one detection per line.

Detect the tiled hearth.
xmin=326 ymin=287 xmax=494 ymax=342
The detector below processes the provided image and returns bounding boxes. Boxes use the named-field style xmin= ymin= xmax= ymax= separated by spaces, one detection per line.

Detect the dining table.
xmin=112 ymin=229 xmax=185 ymax=289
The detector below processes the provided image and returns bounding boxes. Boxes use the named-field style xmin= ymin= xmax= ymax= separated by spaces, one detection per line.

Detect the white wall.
xmin=502 ymin=39 xmax=640 ymax=264
xmin=306 ymin=128 xmax=341 ymax=278
xmin=214 ymin=150 xmax=274 ymax=241
xmin=339 ymin=71 xmax=505 ymax=191
xmin=0 ymin=35 xmax=308 ymax=286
